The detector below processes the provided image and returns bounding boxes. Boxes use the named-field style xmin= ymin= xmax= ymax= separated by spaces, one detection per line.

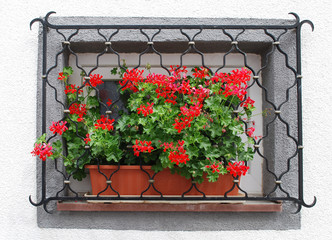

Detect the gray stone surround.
xmin=35 ymin=15 xmax=301 ymax=230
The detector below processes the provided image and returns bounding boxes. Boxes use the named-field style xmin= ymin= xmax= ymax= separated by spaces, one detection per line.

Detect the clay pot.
xmin=85 ymin=165 xmax=239 ymax=196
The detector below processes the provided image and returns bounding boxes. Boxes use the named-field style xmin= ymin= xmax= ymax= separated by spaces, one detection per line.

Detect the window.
xmin=69 ymin=53 xmax=263 ymax=195
xmin=31 ymin=12 xmax=315 ymax=230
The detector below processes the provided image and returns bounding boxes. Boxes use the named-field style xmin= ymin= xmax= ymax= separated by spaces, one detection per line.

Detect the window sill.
xmin=57 ymin=200 xmax=282 ymax=212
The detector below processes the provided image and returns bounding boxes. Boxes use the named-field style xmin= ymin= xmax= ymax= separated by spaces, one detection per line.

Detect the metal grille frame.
xmin=29 ymin=11 xmax=316 ymax=213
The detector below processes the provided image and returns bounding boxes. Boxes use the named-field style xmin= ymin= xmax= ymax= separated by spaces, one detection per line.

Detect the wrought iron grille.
xmin=30 ymin=11 xmax=316 ymax=213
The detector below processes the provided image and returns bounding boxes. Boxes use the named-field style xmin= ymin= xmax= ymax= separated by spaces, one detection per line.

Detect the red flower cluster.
xmin=161 ymin=140 xmax=186 ymax=152
xmin=152 ymin=74 xmax=179 ymax=105
xmin=94 ymin=116 xmax=115 ymax=131
xmin=180 ymin=102 xmax=202 ymax=117
xmin=137 ymin=102 xmax=154 ymax=117
xmin=107 ymin=98 xmax=112 ymax=107
xmin=133 ymin=140 xmax=154 ymax=156
xmin=145 ymin=73 xmax=168 ymax=85
xmin=169 ymin=150 xmax=190 ymax=165
xmin=169 ymin=65 xmax=188 ymax=79
xmin=119 ymin=69 xmax=144 ymax=92
xmin=120 ymin=66 xmax=192 ymax=105
xmin=205 ymin=162 xmax=223 ymax=173
xmin=161 ymin=140 xmax=189 ymax=165
xmin=155 ymin=83 xmax=178 ymax=104
xmin=247 ymin=127 xmax=255 ymax=138
xmin=173 ymin=102 xmax=203 ymax=133
xmin=240 ymin=97 xmax=255 ymax=108
xmin=69 ymin=103 xmax=87 ymax=122
xmin=226 ymin=161 xmax=249 ymax=177
xmin=210 ymin=72 xmax=228 ymax=84
xmin=193 ymin=67 xmax=210 ymax=79
xmin=160 ymin=142 xmax=174 ymax=152
xmin=64 ymin=84 xmax=83 ymax=95
xmin=49 ymin=121 xmax=68 ymax=135
xmin=177 ymin=80 xmax=192 ymax=95
xmin=120 ymin=66 xmax=212 ymax=107
xmin=58 ymin=72 xmax=66 ymax=81
xmin=31 ymin=143 xmax=53 ymax=161
xmin=84 ymin=74 xmax=104 ymax=87
xmin=84 ymin=133 xmax=91 ymax=144
xmin=222 ymin=84 xmax=247 ymax=101
xmin=218 ymin=68 xmax=252 ymax=101
xmin=218 ymin=68 xmax=251 ymax=85
xmin=191 ymin=85 xmax=210 ymax=103
xmin=173 ymin=117 xmax=192 ymax=133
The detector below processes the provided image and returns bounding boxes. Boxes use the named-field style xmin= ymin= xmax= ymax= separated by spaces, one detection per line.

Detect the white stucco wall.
xmin=0 ymin=0 xmax=331 ymax=239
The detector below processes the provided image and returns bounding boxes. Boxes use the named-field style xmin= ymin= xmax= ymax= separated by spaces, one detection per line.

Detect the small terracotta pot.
xmin=85 ymin=165 xmax=240 ymax=196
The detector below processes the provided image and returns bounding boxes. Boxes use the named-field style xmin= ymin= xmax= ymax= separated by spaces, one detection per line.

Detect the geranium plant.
xmin=32 ymin=64 xmax=259 ymax=183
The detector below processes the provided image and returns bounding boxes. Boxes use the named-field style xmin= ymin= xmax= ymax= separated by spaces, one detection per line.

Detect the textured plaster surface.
xmin=0 ymin=0 xmax=331 ymax=239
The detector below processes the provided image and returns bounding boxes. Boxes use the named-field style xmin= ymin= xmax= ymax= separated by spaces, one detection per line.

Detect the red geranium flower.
xmin=169 ymin=65 xmax=188 ymax=79
xmin=89 ymin=74 xmax=104 ymax=87
xmin=69 ymin=103 xmax=87 ymax=122
xmin=49 ymin=121 xmax=68 ymax=135
xmin=119 ymin=69 xmax=144 ymax=92
xmin=106 ymin=98 xmax=112 ymax=107
xmin=84 ymin=133 xmax=91 ymax=144
xmin=58 ymin=72 xmax=66 ymax=81
xmin=132 ymin=140 xmax=154 ymax=156
xmin=193 ymin=67 xmax=210 ymax=79
xmin=94 ymin=116 xmax=115 ymax=131
xmin=64 ymin=84 xmax=83 ymax=95
xmin=169 ymin=151 xmax=190 ymax=165
xmin=226 ymin=161 xmax=249 ymax=177
xmin=247 ymin=127 xmax=255 ymax=138
xmin=161 ymin=140 xmax=189 ymax=165
xmin=240 ymin=97 xmax=255 ymax=108
xmin=31 ymin=143 xmax=53 ymax=161
xmin=137 ymin=102 xmax=154 ymax=117
xmin=205 ymin=162 xmax=223 ymax=173
xmin=83 ymin=74 xmax=104 ymax=87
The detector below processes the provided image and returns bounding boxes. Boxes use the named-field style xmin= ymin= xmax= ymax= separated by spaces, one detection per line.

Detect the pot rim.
xmin=85 ymin=165 xmax=153 ymax=170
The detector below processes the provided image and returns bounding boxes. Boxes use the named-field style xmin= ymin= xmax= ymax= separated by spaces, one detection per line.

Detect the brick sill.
xmin=57 ymin=201 xmax=282 ymax=212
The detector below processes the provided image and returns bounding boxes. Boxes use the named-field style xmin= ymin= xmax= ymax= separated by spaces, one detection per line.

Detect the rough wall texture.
xmin=0 ymin=0 xmax=331 ymax=239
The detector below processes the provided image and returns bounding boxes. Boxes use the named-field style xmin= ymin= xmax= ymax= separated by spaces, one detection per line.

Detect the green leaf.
xmin=106 ymin=153 xmax=116 ymax=162
xmin=186 ymin=145 xmax=199 ymax=158
xmin=50 ymin=140 xmax=63 ymax=159
xmin=205 ymin=148 xmax=222 ymax=160
xmin=204 ymin=94 xmax=222 ymax=111
xmin=229 ymin=124 xmax=243 ymax=135
xmin=151 ymin=161 xmax=163 ymax=173
xmin=138 ymin=117 xmax=148 ymax=126
xmin=35 ymin=133 xmax=46 ymax=145
xmin=63 ymin=66 xmax=73 ymax=76
xmin=116 ymin=114 xmax=130 ymax=131
xmin=206 ymin=173 xmax=219 ymax=182
xmin=110 ymin=67 xmax=118 ymax=75
xmin=207 ymin=124 xmax=222 ymax=138
xmin=143 ymin=123 xmax=157 ymax=135
xmin=87 ymin=96 xmax=100 ymax=108
xmin=160 ymin=152 xmax=172 ymax=168
xmin=199 ymin=138 xmax=211 ymax=151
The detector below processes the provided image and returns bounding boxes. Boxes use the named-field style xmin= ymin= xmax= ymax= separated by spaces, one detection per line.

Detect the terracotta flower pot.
xmin=85 ymin=165 xmax=240 ymax=196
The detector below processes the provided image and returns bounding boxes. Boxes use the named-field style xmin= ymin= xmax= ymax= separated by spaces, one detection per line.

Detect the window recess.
xmin=30 ymin=12 xmax=316 ymax=214
xmin=69 ymin=53 xmax=263 ymax=196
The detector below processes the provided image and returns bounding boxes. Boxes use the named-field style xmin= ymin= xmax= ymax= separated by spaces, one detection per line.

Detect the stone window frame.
xmin=31 ymin=13 xmax=315 ymax=230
